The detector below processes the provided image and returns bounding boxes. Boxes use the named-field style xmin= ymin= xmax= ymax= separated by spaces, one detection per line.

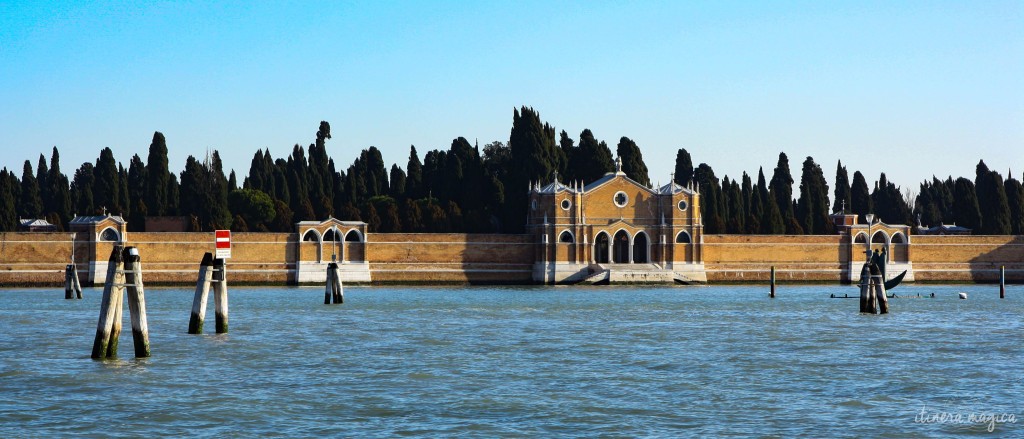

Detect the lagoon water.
xmin=0 ymin=284 xmax=1020 ymax=437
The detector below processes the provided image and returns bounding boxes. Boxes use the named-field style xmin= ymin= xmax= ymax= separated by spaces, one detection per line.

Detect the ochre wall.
xmin=2 ymin=232 xmax=1023 ymax=286
xmin=703 ymin=235 xmax=849 ymax=282
xmin=366 ymin=233 xmax=534 ymax=283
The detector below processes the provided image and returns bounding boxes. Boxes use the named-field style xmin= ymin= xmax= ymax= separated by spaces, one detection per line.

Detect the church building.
xmin=527 ymin=159 xmax=707 ymax=284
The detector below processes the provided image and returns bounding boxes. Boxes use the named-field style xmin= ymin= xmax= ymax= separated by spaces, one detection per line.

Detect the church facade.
xmin=527 ymin=160 xmax=708 ymax=284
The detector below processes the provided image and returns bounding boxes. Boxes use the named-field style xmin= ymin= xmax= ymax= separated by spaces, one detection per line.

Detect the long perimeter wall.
xmin=1 ymin=232 xmax=1022 ymax=285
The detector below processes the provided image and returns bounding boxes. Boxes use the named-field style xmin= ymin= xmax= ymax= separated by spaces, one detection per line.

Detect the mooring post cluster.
xmin=188 ymin=252 xmax=229 ymax=334
xmin=91 ymin=246 xmax=150 ymax=359
xmin=324 ymin=262 xmax=344 ymax=304
xmin=64 ymin=264 xmax=82 ymax=299
xmin=858 ymin=262 xmax=888 ymax=314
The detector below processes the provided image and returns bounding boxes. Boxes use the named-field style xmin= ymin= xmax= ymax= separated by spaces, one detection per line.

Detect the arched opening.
xmin=853 ymin=232 xmax=867 ymax=244
xmin=345 ymin=230 xmax=362 ymax=242
xmin=594 ymin=232 xmax=610 ymax=264
xmin=613 ymin=230 xmax=630 ymax=263
xmin=302 ymin=229 xmax=320 ymax=242
xmin=323 ymin=228 xmax=342 ymax=242
xmin=871 ymin=231 xmax=889 ymax=258
xmin=343 ymin=229 xmax=365 ymax=262
xmin=558 ymin=230 xmax=574 ymax=243
xmin=301 ymin=229 xmax=322 ymax=262
xmin=633 ymin=232 xmax=649 ymax=263
xmin=891 ymin=232 xmax=908 ymax=262
xmin=99 ymin=227 xmax=120 ymax=242
xmin=675 ymin=231 xmax=691 ymax=244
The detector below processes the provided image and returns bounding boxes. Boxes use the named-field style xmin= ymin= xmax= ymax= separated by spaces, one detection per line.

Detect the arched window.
xmin=345 ymin=230 xmax=363 ymax=242
xmin=302 ymin=229 xmax=320 ymax=242
xmin=558 ymin=230 xmax=574 ymax=243
xmin=323 ymin=228 xmax=342 ymax=242
xmin=633 ymin=232 xmax=649 ymax=263
xmin=675 ymin=231 xmax=691 ymax=244
xmin=594 ymin=232 xmax=610 ymax=264
xmin=99 ymin=227 xmax=119 ymax=242
xmin=871 ymin=231 xmax=888 ymax=245
xmin=853 ymin=232 xmax=867 ymax=244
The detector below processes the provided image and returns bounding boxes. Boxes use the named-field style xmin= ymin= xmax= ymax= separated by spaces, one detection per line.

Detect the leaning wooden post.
xmin=64 ymin=264 xmax=74 ymax=300
xmin=122 ymin=247 xmax=151 ymax=358
xmin=106 ymin=259 xmax=126 ymax=358
xmin=71 ymin=264 xmax=83 ymax=299
xmin=188 ymin=253 xmax=214 ymax=334
xmin=325 ymin=262 xmax=336 ymax=304
xmin=91 ymin=247 xmax=124 ymax=359
xmin=769 ymin=266 xmax=776 ymax=298
xmin=213 ymin=258 xmax=228 ymax=333
xmin=858 ymin=263 xmax=872 ymax=313
xmin=333 ymin=264 xmax=344 ymax=304
xmin=873 ymin=273 xmax=888 ymax=314
xmin=1000 ymin=266 xmax=1005 ymax=299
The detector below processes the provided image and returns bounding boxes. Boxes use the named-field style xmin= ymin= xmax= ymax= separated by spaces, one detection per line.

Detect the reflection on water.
xmin=0 ymin=284 xmax=1020 ymax=437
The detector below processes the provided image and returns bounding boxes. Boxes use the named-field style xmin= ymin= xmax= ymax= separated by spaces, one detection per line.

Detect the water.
xmin=0 ymin=284 xmax=1020 ymax=437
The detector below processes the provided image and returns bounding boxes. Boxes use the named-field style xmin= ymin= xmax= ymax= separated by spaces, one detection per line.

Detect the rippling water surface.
xmin=0 ymin=284 xmax=1020 ymax=437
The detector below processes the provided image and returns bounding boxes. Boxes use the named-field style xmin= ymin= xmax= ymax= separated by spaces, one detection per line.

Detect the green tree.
xmin=850 ymin=171 xmax=873 ymax=224
xmin=758 ymin=168 xmax=784 ymax=234
xmin=833 ymin=160 xmax=851 ymax=213
xmin=405 ymin=146 xmax=424 ymax=200
xmin=228 ymin=188 xmax=276 ymax=231
xmin=1003 ymin=177 xmax=1024 ymax=235
xmin=796 ymin=156 xmax=832 ymax=234
xmin=694 ymin=163 xmax=725 ymax=233
xmin=18 ymin=160 xmax=42 ymax=219
xmin=506 ymin=107 xmax=563 ymax=232
xmin=975 ymin=161 xmax=1011 ymax=234
xmin=871 ymin=173 xmax=912 ymax=225
xmin=127 ymin=155 xmax=148 ymax=231
xmin=569 ymin=129 xmax=614 ymax=184
xmin=673 ymin=148 xmax=694 ymax=188
xmin=742 ymin=172 xmax=761 ymax=234
xmin=145 ymin=132 xmax=170 ymax=216
xmin=71 ymin=163 xmax=96 ymax=216
xmin=952 ymin=177 xmax=982 ymax=232
xmin=46 ymin=147 xmax=72 ymax=228
xmin=769 ymin=152 xmax=796 ymax=231
xmin=0 ymin=169 xmax=17 ymax=231
xmin=93 ymin=147 xmax=121 ymax=215
xmin=616 ymin=136 xmax=650 ymax=186
xmin=389 ymin=164 xmax=407 ymax=199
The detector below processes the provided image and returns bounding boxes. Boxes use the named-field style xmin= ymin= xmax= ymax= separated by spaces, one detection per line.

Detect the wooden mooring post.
xmin=188 ymin=253 xmax=229 ymax=334
xmin=769 ymin=266 xmax=776 ymax=298
xmin=64 ymin=264 xmax=83 ymax=299
xmin=325 ymin=262 xmax=344 ymax=304
xmin=1000 ymin=266 xmax=1005 ymax=299
xmin=91 ymin=246 xmax=151 ymax=359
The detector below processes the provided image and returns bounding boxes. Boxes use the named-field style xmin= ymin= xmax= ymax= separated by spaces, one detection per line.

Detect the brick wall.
xmin=703 ymin=235 xmax=849 ymax=282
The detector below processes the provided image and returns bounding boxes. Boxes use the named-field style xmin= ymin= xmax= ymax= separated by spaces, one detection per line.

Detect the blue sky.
xmin=1 ymin=1 xmax=1021 ymax=197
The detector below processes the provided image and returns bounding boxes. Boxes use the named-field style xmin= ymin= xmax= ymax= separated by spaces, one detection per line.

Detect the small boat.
xmin=958 ymin=292 xmax=968 ymax=299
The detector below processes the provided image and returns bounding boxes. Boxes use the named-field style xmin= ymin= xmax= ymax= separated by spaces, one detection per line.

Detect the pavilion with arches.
xmin=831 ymin=210 xmax=914 ymax=283
xmin=527 ymin=159 xmax=707 ymax=284
xmin=295 ymin=218 xmax=370 ymax=283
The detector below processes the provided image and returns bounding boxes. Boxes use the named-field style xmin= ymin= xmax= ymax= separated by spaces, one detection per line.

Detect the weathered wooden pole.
xmin=333 ymin=264 xmax=344 ymax=304
xmin=1000 ymin=265 xmax=1005 ymax=299
xmin=213 ymin=258 xmax=228 ymax=334
xmin=91 ymin=247 xmax=124 ymax=359
xmin=64 ymin=264 xmax=74 ymax=300
xmin=71 ymin=264 xmax=83 ymax=299
xmin=873 ymin=274 xmax=888 ymax=314
xmin=769 ymin=266 xmax=776 ymax=298
xmin=122 ymin=247 xmax=151 ymax=358
xmin=188 ymin=253 xmax=214 ymax=334
xmin=858 ymin=263 xmax=872 ymax=313
xmin=325 ymin=262 xmax=335 ymax=304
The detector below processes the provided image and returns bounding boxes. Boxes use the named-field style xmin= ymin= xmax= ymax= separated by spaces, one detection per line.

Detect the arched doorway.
xmin=613 ymin=230 xmax=630 ymax=263
xmin=594 ymin=232 xmax=610 ymax=263
xmin=871 ymin=231 xmax=889 ymax=258
xmin=891 ymin=232 xmax=908 ymax=262
xmin=633 ymin=232 xmax=649 ymax=263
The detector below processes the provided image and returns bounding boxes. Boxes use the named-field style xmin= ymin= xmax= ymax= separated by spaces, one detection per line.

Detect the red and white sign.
xmin=215 ymin=230 xmax=231 ymax=259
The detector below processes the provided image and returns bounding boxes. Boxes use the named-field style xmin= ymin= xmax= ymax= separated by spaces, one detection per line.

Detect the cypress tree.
xmin=743 ymin=172 xmax=761 ymax=234
xmin=36 ymin=155 xmax=49 ymax=217
xmin=673 ymin=148 xmax=694 ymax=188
xmin=507 ymin=107 xmax=562 ymax=232
xmin=145 ymin=132 xmax=170 ymax=216
xmin=1003 ymin=176 xmax=1024 ymax=234
xmin=833 ymin=160 xmax=851 ymax=213
xmin=71 ymin=163 xmax=96 ymax=216
xmin=46 ymin=147 xmax=72 ymax=228
xmin=127 ymin=155 xmax=148 ymax=231
xmin=724 ymin=177 xmax=744 ymax=233
xmin=759 ymin=168 xmax=784 ymax=234
xmin=796 ymin=156 xmax=832 ymax=234
xmin=769 ymin=152 xmax=795 ymax=226
xmin=616 ymin=136 xmax=650 ymax=186
xmin=871 ymin=173 xmax=912 ymax=225
xmin=0 ymin=169 xmax=17 ymax=231
xmin=19 ymin=160 xmax=42 ymax=219
xmin=558 ymin=130 xmax=576 ymax=181
xmin=389 ymin=164 xmax=407 ymax=199
xmin=952 ymin=177 xmax=982 ymax=232
xmin=850 ymin=171 xmax=873 ymax=224
xmin=694 ymin=163 xmax=725 ymax=233
xmin=209 ymin=151 xmax=233 ymax=230
xmin=975 ymin=161 xmax=1011 ymax=234
xmin=406 ymin=146 xmax=424 ymax=200
xmin=570 ymin=129 xmax=614 ymax=184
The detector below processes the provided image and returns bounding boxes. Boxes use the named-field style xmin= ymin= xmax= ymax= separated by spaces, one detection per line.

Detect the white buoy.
xmin=958 ymin=292 xmax=967 ymax=300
